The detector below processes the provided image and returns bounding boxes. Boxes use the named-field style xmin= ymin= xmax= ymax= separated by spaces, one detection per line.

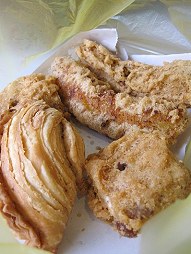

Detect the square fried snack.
xmin=86 ymin=130 xmax=191 ymax=237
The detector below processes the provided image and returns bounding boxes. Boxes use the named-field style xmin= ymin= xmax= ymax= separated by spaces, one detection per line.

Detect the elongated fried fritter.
xmin=77 ymin=40 xmax=191 ymax=106
xmin=51 ymin=57 xmax=188 ymax=143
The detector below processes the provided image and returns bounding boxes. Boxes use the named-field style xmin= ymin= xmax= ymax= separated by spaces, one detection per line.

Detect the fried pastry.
xmin=86 ymin=130 xmax=191 ymax=237
xmin=51 ymin=56 xmax=188 ymax=143
xmin=76 ymin=39 xmax=142 ymax=93
xmin=77 ymin=40 xmax=191 ymax=106
xmin=0 ymin=74 xmax=65 ymax=141
xmin=0 ymin=100 xmax=85 ymax=253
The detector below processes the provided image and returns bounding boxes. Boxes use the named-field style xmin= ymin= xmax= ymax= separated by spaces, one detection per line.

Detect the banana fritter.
xmin=51 ymin=57 xmax=188 ymax=143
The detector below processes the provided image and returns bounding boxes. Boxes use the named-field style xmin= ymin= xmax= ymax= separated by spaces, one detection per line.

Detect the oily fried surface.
xmin=86 ymin=130 xmax=191 ymax=237
xmin=77 ymin=40 xmax=191 ymax=106
xmin=51 ymin=56 xmax=188 ymax=143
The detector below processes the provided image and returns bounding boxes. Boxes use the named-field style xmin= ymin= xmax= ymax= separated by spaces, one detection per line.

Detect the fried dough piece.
xmin=0 ymin=100 xmax=85 ymax=253
xmin=0 ymin=74 xmax=65 ymax=140
xmin=76 ymin=39 xmax=142 ymax=93
xmin=77 ymin=40 xmax=191 ymax=106
xmin=51 ymin=57 xmax=188 ymax=143
xmin=86 ymin=130 xmax=191 ymax=237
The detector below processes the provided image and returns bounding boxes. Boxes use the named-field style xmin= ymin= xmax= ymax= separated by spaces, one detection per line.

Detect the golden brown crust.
xmin=76 ymin=39 xmax=143 ymax=93
xmin=86 ymin=130 xmax=191 ymax=237
xmin=0 ymin=100 xmax=85 ymax=252
xmin=88 ymin=185 xmax=112 ymax=223
xmin=61 ymin=117 xmax=86 ymax=193
xmin=77 ymin=40 xmax=191 ymax=106
xmin=51 ymin=57 xmax=188 ymax=143
xmin=0 ymin=74 xmax=66 ymax=141
xmin=0 ymin=172 xmax=41 ymax=248
xmin=127 ymin=60 xmax=191 ymax=106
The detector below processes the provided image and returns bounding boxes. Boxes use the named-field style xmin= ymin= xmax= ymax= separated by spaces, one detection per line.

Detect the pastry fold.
xmin=0 ymin=74 xmax=65 ymax=141
xmin=0 ymin=100 xmax=85 ymax=253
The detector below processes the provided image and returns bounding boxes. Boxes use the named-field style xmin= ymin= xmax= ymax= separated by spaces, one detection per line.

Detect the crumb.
xmin=96 ymin=146 xmax=102 ymax=150
xmin=81 ymin=228 xmax=85 ymax=232
xmin=77 ymin=212 xmax=82 ymax=217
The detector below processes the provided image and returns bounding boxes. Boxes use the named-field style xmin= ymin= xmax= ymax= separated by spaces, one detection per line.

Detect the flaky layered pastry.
xmin=77 ymin=40 xmax=191 ymax=106
xmin=0 ymin=74 xmax=65 ymax=140
xmin=51 ymin=56 xmax=188 ymax=143
xmin=0 ymin=100 xmax=85 ymax=253
xmin=86 ymin=130 xmax=191 ymax=237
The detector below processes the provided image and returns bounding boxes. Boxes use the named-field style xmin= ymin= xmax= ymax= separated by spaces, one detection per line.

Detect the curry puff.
xmin=86 ymin=130 xmax=191 ymax=237
xmin=51 ymin=57 xmax=188 ymax=143
xmin=0 ymin=75 xmax=85 ymax=253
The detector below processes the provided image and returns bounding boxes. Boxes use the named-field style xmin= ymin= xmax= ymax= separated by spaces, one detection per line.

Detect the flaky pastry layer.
xmin=0 ymin=100 xmax=85 ymax=253
xmin=0 ymin=74 xmax=65 ymax=141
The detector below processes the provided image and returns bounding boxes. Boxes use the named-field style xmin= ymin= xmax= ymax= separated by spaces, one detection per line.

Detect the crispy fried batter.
xmin=86 ymin=130 xmax=191 ymax=237
xmin=51 ymin=57 xmax=188 ymax=143
xmin=76 ymin=39 xmax=141 ymax=93
xmin=77 ymin=40 xmax=191 ymax=106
